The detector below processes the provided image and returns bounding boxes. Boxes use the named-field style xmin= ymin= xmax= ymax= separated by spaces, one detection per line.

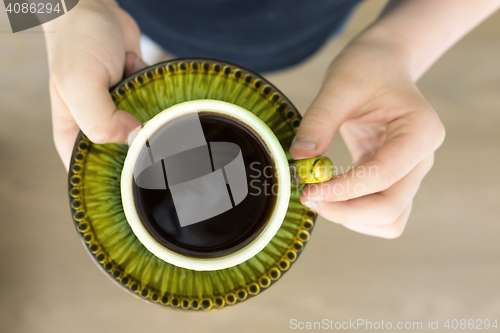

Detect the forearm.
xmin=42 ymin=0 xmax=126 ymax=71
xmin=42 ymin=0 xmax=111 ymax=30
xmin=359 ymin=0 xmax=500 ymax=80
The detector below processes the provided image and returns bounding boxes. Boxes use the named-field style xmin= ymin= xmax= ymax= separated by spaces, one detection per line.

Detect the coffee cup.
xmin=121 ymin=99 xmax=333 ymax=271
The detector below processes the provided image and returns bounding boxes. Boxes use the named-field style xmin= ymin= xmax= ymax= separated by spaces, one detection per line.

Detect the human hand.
xmin=44 ymin=0 xmax=146 ymax=170
xmin=290 ymin=35 xmax=445 ymax=238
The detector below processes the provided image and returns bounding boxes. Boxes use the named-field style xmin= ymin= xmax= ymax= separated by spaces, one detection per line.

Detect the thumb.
xmin=290 ymin=84 xmax=347 ymax=159
xmin=59 ymin=65 xmax=142 ymax=145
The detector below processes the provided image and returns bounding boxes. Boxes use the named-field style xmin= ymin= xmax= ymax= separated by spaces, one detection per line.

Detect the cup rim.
xmin=121 ymin=100 xmax=291 ymax=271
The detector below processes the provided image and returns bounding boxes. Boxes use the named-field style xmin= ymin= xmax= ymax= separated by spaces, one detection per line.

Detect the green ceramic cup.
xmin=121 ymin=99 xmax=333 ymax=271
xmin=68 ymin=58 xmax=333 ymax=310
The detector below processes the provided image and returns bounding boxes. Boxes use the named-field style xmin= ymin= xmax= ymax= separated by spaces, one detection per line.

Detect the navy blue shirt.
xmin=117 ymin=0 xmax=362 ymax=73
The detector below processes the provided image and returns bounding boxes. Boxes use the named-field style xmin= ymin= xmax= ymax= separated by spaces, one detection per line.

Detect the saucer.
xmin=68 ymin=58 xmax=317 ymax=311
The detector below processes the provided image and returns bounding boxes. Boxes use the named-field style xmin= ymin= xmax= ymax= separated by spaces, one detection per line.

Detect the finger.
xmin=304 ymin=109 xmax=445 ymax=201
xmin=50 ymin=80 xmax=80 ymax=171
xmin=114 ymin=7 xmax=147 ymax=77
xmin=57 ymin=63 xmax=141 ymax=145
xmin=289 ymin=81 xmax=353 ymax=159
xmin=342 ymin=202 xmax=413 ymax=239
xmin=124 ymin=51 xmax=148 ymax=78
xmin=115 ymin=7 xmax=142 ymax=56
xmin=303 ymin=154 xmax=434 ymax=225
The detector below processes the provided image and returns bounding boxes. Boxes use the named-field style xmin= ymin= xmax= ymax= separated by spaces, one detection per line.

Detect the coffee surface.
xmin=133 ymin=112 xmax=278 ymax=258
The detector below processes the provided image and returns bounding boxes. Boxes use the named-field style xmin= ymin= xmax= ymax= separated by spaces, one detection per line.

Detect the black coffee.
xmin=132 ymin=112 xmax=278 ymax=258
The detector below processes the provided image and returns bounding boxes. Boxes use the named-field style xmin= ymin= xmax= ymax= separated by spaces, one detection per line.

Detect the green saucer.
xmin=68 ymin=58 xmax=317 ymax=311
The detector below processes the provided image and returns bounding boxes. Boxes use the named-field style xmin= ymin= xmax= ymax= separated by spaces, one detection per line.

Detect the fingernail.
xmin=291 ymin=137 xmax=316 ymax=150
xmin=314 ymin=195 xmax=325 ymax=202
xmin=303 ymin=200 xmax=319 ymax=211
xmin=127 ymin=125 xmax=143 ymax=146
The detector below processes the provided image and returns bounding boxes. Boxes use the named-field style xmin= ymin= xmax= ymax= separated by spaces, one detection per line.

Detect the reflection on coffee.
xmin=132 ymin=112 xmax=278 ymax=258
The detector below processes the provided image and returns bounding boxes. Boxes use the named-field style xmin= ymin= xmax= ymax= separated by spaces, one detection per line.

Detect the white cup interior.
xmin=121 ymin=100 xmax=291 ymax=271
